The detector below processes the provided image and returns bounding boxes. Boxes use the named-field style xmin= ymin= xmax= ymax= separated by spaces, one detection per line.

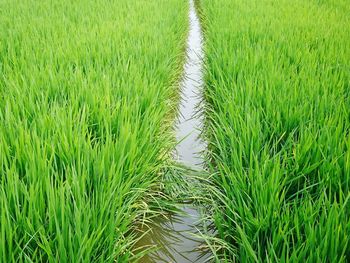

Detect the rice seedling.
xmin=0 ymin=0 xmax=188 ymax=261
xmin=198 ymin=0 xmax=350 ymax=261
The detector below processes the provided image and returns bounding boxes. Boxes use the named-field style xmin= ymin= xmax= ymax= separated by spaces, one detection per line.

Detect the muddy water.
xmin=133 ymin=1 xmax=208 ymax=262
xmin=133 ymin=206 xmax=210 ymax=263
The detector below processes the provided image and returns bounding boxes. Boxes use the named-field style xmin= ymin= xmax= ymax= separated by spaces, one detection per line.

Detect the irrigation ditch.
xmin=132 ymin=0 xmax=213 ymax=262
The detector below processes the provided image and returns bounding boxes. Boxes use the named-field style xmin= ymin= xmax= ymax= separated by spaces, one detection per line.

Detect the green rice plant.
xmin=198 ymin=0 xmax=350 ymax=261
xmin=0 ymin=0 xmax=188 ymax=261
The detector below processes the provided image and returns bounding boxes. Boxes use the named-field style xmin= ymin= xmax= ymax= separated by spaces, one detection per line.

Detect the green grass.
xmin=0 ymin=0 xmax=187 ymax=261
xmin=198 ymin=0 xmax=350 ymax=261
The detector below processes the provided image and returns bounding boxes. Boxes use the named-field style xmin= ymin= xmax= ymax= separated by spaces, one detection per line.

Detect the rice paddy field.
xmin=0 ymin=0 xmax=187 ymax=261
xmin=198 ymin=0 xmax=350 ymax=261
xmin=1 ymin=0 xmax=350 ymax=262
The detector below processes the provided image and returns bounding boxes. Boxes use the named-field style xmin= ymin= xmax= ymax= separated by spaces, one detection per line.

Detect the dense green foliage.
xmin=0 ymin=0 xmax=187 ymax=261
xmin=199 ymin=0 xmax=350 ymax=261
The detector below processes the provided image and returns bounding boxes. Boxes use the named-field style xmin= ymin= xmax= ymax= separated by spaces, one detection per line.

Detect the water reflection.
xmin=133 ymin=0 xmax=210 ymax=261
xmin=175 ymin=0 xmax=205 ymax=169
xmin=133 ymin=206 xmax=211 ymax=263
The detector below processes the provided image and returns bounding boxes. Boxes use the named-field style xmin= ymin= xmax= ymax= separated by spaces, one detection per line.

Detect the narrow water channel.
xmin=133 ymin=0 xmax=209 ymax=262
xmin=175 ymin=0 xmax=205 ymax=170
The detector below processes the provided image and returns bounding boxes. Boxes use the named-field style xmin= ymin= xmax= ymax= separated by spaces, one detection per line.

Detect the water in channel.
xmin=133 ymin=0 xmax=209 ymax=262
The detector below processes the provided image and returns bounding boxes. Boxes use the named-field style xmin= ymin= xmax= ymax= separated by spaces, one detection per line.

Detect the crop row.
xmin=0 ymin=0 xmax=187 ymax=261
xmin=199 ymin=0 xmax=350 ymax=261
